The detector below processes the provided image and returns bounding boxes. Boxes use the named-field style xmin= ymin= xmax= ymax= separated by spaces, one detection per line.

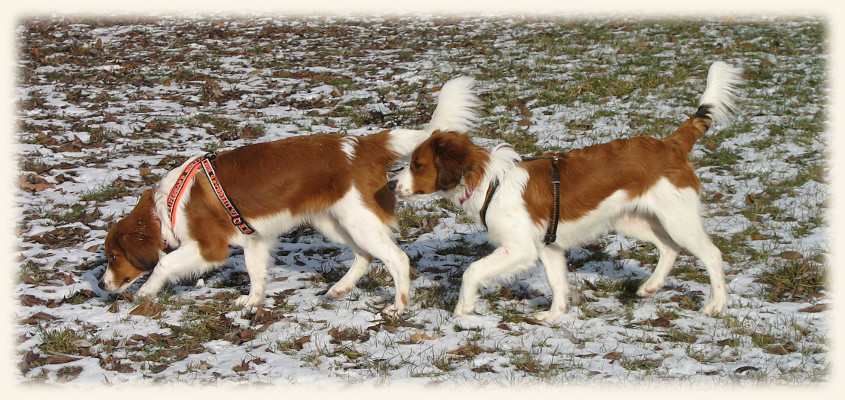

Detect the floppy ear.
xmin=117 ymin=189 xmax=161 ymax=271
xmin=119 ymin=232 xmax=159 ymax=271
xmin=432 ymin=134 xmax=469 ymax=191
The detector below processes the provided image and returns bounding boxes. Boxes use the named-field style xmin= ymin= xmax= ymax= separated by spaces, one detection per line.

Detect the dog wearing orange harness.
xmin=100 ymin=77 xmax=479 ymax=315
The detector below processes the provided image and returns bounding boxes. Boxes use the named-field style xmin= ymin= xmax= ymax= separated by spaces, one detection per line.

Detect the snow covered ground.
xmin=12 ymin=15 xmax=830 ymax=388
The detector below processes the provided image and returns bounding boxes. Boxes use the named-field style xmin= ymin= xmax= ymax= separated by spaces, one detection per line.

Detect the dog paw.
xmin=534 ymin=308 xmax=565 ymax=322
xmin=135 ymin=287 xmax=156 ymax=301
xmin=453 ymin=300 xmax=474 ymax=317
xmin=327 ymin=283 xmax=353 ymax=299
xmin=700 ymin=297 xmax=726 ymax=315
xmin=382 ymin=303 xmax=405 ymax=318
xmin=637 ymin=280 xmax=662 ymax=298
xmin=234 ymin=293 xmax=263 ymax=308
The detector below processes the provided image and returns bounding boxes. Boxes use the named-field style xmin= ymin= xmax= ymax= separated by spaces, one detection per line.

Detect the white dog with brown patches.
xmin=101 ymin=76 xmax=479 ymax=316
xmin=389 ymin=62 xmax=742 ymax=321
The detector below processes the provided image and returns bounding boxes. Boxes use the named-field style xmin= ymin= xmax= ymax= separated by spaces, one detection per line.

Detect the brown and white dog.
xmin=389 ymin=62 xmax=741 ymax=321
xmin=100 ymin=76 xmax=479 ymax=316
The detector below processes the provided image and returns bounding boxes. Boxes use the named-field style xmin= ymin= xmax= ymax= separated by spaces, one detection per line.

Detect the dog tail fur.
xmin=664 ymin=61 xmax=742 ymax=155
xmin=387 ymin=76 xmax=480 ymax=158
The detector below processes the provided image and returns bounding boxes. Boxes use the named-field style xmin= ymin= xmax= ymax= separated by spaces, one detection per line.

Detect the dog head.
xmin=100 ymin=189 xmax=161 ymax=293
xmin=389 ymin=131 xmax=489 ymax=199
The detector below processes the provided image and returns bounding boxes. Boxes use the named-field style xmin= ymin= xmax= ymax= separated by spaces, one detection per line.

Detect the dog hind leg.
xmin=612 ymin=212 xmax=682 ymax=298
xmin=647 ymin=184 xmax=728 ymax=314
xmin=332 ymin=192 xmax=411 ymax=317
xmin=311 ymin=214 xmax=374 ymax=299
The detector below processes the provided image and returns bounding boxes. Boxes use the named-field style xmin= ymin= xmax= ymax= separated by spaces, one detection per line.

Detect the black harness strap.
xmin=523 ymin=156 xmax=562 ymax=245
xmin=479 ymin=179 xmax=499 ymax=229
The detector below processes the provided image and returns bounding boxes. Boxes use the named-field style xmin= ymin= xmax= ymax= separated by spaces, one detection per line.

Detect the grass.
xmin=15 ymin=15 xmax=829 ymax=385
xmin=757 ymin=257 xmax=826 ymax=302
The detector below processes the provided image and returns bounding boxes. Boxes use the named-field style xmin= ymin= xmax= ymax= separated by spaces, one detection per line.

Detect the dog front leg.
xmin=136 ymin=242 xmax=212 ymax=300
xmin=454 ymin=246 xmax=537 ymax=317
xmin=233 ymin=238 xmax=274 ymax=308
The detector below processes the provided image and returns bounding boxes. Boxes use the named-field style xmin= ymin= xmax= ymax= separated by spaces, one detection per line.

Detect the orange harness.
xmin=166 ymin=153 xmax=256 ymax=235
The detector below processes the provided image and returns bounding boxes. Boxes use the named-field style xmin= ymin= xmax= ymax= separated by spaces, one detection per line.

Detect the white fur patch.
xmin=340 ymin=135 xmax=358 ymax=161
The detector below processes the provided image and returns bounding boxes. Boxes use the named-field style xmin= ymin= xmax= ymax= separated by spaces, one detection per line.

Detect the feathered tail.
xmin=664 ymin=62 xmax=743 ymax=154
xmin=387 ymin=76 xmax=480 ymax=158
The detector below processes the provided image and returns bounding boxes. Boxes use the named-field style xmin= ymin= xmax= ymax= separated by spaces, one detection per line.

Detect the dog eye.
xmin=412 ymin=160 xmax=422 ymax=169
xmin=122 ymin=277 xmax=131 ymax=284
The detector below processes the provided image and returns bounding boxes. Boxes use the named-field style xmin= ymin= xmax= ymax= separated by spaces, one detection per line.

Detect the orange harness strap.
xmin=165 ymin=153 xmax=256 ymax=235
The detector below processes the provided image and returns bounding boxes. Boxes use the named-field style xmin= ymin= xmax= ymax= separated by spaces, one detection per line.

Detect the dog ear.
xmin=432 ymin=134 xmax=468 ymax=191
xmin=119 ymin=232 xmax=159 ymax=271
xmin=116 ymin=189 xmax=161 ymax=271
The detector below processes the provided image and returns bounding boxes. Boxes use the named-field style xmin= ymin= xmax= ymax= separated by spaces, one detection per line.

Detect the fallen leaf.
xmin=204 ymin=77 xmax=224 ymax=98
xmin=778 ymin=251 xmax=803 ymax=260
xmin=232 ymin=359 xmax=250 ymax=372
xmin=647 ymin=317 xmax=671 ymax=328
xmin=21 ymin=294 xmax=46 ymax=307
xmin=799 ymin=303 xmax=829 ymax=313
xmin=19 ymin=174 xmax=54 ymax=192
xmin=45 ymin=355 xmax=80 ymax=364
xmin=735 ymin=365 xmax=760 ymax=374
xmin=239 ymin=329 xmax=257 ymax=342
xmin=293 ymin=335 xmax=311 ymax=350
xmin=518 ymin=362 xmax=537 ymax=373
xmin=397 ymin=332 xmax=437 ymax=344
xmin=197 ymin=360 xmax=212 ymax=371
xmin=56 ymin=365 xmax=83 ymax=383
xmin=21 ymin=312 xmax=57 ymax=324
xmin=129 ymin=300 xmax=162 ymax=317
xmin=765 ymin=341 xmax=797 ymax=355
xmin=328 ymin=327 xmax=370 ymax=344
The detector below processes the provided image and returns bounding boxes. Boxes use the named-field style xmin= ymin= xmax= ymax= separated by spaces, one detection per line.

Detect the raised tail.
xmin=664 ymin=61 xmax=743 ymax=154
xmin=386 ymin=76 xmax=480 ymax=158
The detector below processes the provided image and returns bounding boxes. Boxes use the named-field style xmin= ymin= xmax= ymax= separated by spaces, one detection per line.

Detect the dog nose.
xmin=387 ymin=179 xmax=397 ymax=191
xmin=97 ymin=279 xmax=106 ymax=291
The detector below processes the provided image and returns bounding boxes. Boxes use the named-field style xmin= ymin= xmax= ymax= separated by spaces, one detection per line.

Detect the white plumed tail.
xmin=425 ymin=76 xmax=480 ymax=133
xmin=388 ymin=76 xmax=480 ymax=158
xmin=698 ymin=61 xmax=743 ymax=127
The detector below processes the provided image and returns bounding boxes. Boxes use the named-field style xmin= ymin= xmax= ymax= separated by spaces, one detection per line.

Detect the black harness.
xmin=478 ymin=156 xmax=561 ymax=245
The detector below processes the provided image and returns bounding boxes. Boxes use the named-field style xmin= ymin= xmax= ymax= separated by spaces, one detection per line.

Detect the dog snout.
xmin=97 ymin=278 xmax=106 ymax=291
xmin=387 ymin=179 xmax=398 ymax=191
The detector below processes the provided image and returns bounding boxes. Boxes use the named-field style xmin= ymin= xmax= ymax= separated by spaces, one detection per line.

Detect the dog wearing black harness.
xmin=390 ymin=61 xmax=741 ymax=321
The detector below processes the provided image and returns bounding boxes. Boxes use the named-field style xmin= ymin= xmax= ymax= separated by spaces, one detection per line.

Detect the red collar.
xmin=459 ymin=184 xmax=476 ymax=204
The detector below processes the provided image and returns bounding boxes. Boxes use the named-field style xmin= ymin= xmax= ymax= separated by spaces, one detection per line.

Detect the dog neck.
xmin=450 ymin=144 xmax=521 ymax=223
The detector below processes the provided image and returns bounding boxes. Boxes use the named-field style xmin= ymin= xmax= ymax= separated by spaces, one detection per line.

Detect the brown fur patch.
xmin=522 ymin=117 xmax=708 ymax=224
xmin=407 ymin=118 xmax=709 ymax=227
xmin=103 ymin=189 xmax=161 ymax=284
xmin=107 ymin=130 xmax=404 ymax=273
xmin=410 ymin=131 xmax=490 ymax=194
